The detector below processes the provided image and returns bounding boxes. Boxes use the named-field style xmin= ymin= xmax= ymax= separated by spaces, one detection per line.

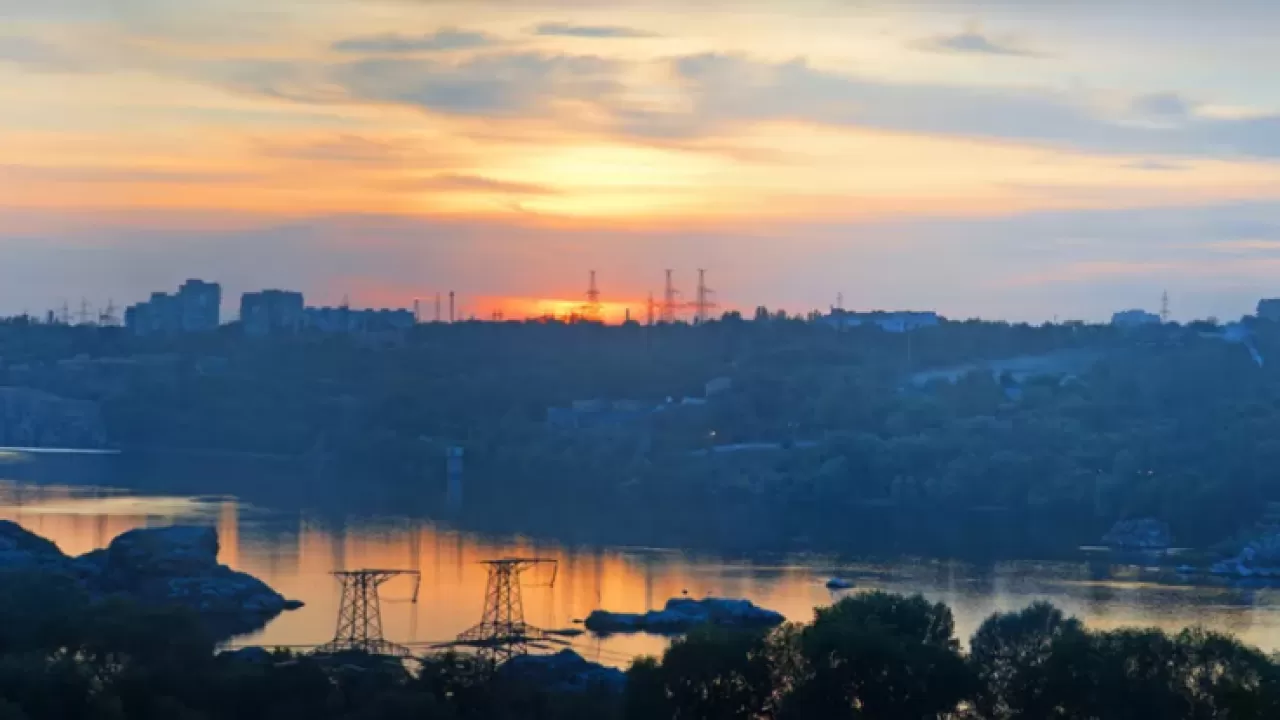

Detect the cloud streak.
xmin=396 ymin=174 xmax=559 ymax=195
xmin=915 ymin=30 xmax=1043 ymax=58
xmin=533 ymin=22 xmax=657 ymax=39
xmin=332 ymin=28 xmax=499 ymax=54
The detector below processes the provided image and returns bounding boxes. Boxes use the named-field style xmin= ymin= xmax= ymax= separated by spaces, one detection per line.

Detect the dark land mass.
xmin=2 ymin=313 xmax=1279 ymax=559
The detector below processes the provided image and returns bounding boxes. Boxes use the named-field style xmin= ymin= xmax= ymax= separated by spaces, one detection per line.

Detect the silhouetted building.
xmin=240 ymin=290 xmax=305 ymax=336
xmin=822 ymin=310 xmax=940 ymax=333
xmin=178 ymin=279 xmax=221 ymax=332
xmin=1258 ymin=299 xmax=1280 ymax=321
xmin=125 ymin=279 xmax=222 ymax=336
xmin=304 ymin=307 xmax=415 ymax=334
xmin=1111 ymin=309 xmax=1161 ymax=328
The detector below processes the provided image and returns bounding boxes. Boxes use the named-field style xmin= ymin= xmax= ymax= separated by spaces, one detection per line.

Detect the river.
xmin=1 ymin=451 xmax=1279 ymax=666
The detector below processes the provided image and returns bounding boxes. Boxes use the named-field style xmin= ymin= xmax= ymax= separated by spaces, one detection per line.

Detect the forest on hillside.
xmin=1 ymin=314 xmax=1277 ymax=552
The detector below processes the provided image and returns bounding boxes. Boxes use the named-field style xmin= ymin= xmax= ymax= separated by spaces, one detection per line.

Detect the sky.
xmin=5 ymin=0 xmax=1280 ymax=323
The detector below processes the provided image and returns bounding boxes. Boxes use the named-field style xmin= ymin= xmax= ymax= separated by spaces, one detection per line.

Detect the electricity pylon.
xmin=316 ymin=569 xmax=420 ymax=658
xmin=454 ymin=558 xmax=558 ymax=666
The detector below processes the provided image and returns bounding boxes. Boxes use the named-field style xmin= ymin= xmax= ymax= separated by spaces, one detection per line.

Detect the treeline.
xmin=2 ymin=572 xmax=1278 ymax=719
xmin=7 ymin=317 xmax=1280 ymax=550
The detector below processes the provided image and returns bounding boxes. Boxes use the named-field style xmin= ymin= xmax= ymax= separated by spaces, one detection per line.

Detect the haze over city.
xmin=6 ymin=0 xmax=1280 ymax=322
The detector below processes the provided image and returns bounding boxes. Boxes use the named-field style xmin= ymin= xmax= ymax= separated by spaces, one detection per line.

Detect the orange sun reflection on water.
xmin=0 ymin=482 xmax=823 ymax=665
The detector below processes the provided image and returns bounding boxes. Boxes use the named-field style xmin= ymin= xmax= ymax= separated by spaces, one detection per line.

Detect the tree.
xmin=780 ymin=592 xmax=974 ymax=720
xmin=628 ymin=627 xmax=774 ymax=720
xmin=969 ymin=602 xmax=1085 ymax=719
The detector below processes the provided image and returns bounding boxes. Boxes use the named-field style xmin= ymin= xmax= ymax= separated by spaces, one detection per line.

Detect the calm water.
xmin=2 ymin=452 xmax=1280 ymax=666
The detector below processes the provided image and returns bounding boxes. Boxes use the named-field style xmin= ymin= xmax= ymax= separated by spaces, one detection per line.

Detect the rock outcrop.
xmin=0 ymin=522 xmax=298 ymax=638
xmin=0 ymin=520 xmax=68 ymax=570
xmin=1102 ymin=518 xmax=1173 ymax=550
xmin=585 ymin=597 xmax=785 ymax=635
xmin=0 ymin=387 xmax=106 ymax=448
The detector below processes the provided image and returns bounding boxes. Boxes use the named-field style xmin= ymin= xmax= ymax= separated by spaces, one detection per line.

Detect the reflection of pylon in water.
xmin=317 ymin=569 xmax=420 ymax=657
xmin=455 ymin=558 xmax=558 ymax=666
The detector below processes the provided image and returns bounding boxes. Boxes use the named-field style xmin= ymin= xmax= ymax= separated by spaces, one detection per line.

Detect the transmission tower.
xmin=660 ymin=270 xmax=681 ymax=324
xmin=693 ymin=269 xmax=718 ymax=324
xmin=316 ymin=569 xmax=420 ymax=658
xmin=646 ymin=292 xmax=656 ymax=327
xmin=454 ymin=558 xmax=558 ymax=666
xmin=583 ymin=270 xmax=603 ymax=322
xmin=1160 ymin=291 xmax=1170 ymax=323
xmin=99 ymin=300 xmax=119 ymax=327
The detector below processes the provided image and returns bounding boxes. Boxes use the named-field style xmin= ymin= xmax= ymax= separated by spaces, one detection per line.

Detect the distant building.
xmin=1258 ymin=299 xmax=1280 ymax=321
xmin=304 ymin=307 xmax=415 ymax=334
xmin=125 ymin=279 xmax=222 ymax=336
xmin=1111 ymin=309 xmax=1161 ymax=328
xmin=240 ymin=290 xmax=305 ymax=336
xmin=822 ymin=310 xmax=940 ymax=333
xmin=177 ymin=279 xmax=221 ymax=332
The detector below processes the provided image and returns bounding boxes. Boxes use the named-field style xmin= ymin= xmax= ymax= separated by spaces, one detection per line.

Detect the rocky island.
xmin=585 ymin=597 xmax=785 ymax=635
xmin=0 ymin=521 xmax=299 ymax=638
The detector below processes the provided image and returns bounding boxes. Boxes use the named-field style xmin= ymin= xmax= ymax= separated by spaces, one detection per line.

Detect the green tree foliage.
xmin=969 ymin=601 xmax=1086 ymax=720
xmin=779 ymin=592 xmax=974 ymax=720
xmin=625 ymin=628 xmax=773 ymax=720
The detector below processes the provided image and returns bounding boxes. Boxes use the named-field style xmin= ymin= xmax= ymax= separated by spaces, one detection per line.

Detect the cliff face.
xmin=0 ymin=387 xmax=107 ymax=448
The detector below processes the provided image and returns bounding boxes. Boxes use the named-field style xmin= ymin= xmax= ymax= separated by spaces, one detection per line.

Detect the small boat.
xmin=825 ymin=578 xmax=856 ymax=590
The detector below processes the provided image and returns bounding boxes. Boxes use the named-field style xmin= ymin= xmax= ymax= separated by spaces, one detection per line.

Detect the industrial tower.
xmin=583 ymin=270 xmax=603 ymax=322
xmin=660 ymin=270 xmax=681 ymax=324
xmin=316 ymin=569 xmax=420 ymax=658
xmin=454 ymin=558 xmax=558 ymax=666
xmin=693 ymin=269 xmax=718 ymax=324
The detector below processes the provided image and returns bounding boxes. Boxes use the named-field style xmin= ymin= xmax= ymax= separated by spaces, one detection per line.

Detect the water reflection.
xmin=3 ymin=478 xmax=1280 ymax=666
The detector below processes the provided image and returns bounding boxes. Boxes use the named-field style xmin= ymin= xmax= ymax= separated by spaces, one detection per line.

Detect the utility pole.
xmin=316 ymin=569 xmax=420 ymax=658
xmin=454 ymin=558 xmax=558 ymax=667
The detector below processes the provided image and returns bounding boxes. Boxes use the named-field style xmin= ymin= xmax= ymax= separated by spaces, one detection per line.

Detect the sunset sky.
xmin=5 ymin=0 xmax=1280 ymax=322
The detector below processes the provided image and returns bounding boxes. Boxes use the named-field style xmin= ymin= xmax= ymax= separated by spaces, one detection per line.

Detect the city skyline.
xmin=6 ymin=1 xmax=1280 ymax=322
